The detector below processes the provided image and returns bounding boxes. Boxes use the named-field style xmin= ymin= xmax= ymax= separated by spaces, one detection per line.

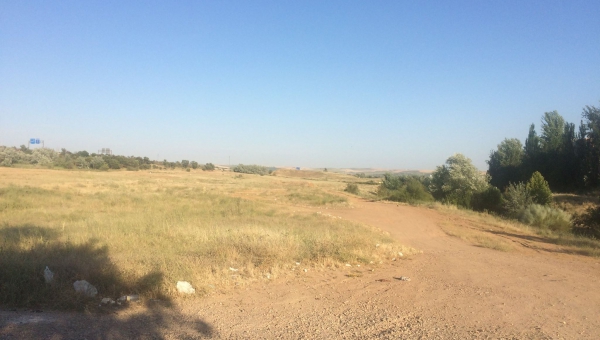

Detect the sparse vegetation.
xmin=344 ymin=183 xmax=360 ymax=195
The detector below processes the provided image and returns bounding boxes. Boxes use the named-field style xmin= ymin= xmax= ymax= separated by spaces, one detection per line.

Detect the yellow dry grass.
xmin=0 ymin=168 xmax=406 ymax=309
xmin=429 ymin=202 xmax=600 ymax=257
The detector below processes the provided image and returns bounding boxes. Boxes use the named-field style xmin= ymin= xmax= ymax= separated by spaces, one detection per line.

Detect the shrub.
xmin=517 ymin=204 xmax=571 ymax=233
xmin=573 ymin=204 xmax=600 ymax=238
xmin=527 ymin=171 xmax=552 ymax=205
xmin=503 ymin=182 xmax=532 ymax=216
xmin=203 ymin=163 xmax=215 ymax=171
xmin=471 ymin=186 xmax=503 ymax=213
xmin=378 ymin=174 xmax=433 ymax=203
xmin=344 ymin=183 xmax=359 ymax=195
xmin=232 ymin=164 xmax=269 ymax=175
xmin=99 ymin=163 xmax=109 ymax=171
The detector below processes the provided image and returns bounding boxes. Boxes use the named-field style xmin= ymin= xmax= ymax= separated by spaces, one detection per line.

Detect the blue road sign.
xmin=30 ymin=138 xmax=36 ymax=144
xmin=35 ymin=139 xmax=40 ymax=144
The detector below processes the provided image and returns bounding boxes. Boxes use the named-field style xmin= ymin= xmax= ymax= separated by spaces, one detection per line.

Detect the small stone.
xmin=43 ymin=266 xmax=54 ymax=284
xmin=176 ymin=281 xmax=195 ymax=294
xmin=73 ymin=280 xmax=98 ymax=297
xmin=101 ymin=298 xmax=115 ymax=305
xmin=398 ymin=252 xmax=403 ymax=257
xmin=295 ymin=262 xmax=300 ymax=266
xmin=345 ymin=264 xmax=352 ymax=267
xmin=229 ymin=267 xmax=238 ymax=272
xmin=304 ymin=269 xmax=308 ymax=273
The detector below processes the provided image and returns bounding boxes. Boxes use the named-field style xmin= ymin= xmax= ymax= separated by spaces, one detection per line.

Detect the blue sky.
xmin=1 ymin=0 xmax=599 ymax=170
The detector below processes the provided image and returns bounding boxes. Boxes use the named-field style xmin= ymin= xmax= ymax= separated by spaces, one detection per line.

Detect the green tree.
xmin=203 ymin=163 xmax=215 ymax=171
xmin=524 ymin=124 xmax=540 ymax=158
xmin=181 ymin=160 xmax=190 ymax=168
xmin=191 ymin=161 xmax=198 ymax=169
xmin=541 ymin=111 xmax=565 ymax=152
xmin=430 ymin=154 xmax=489 ymax=208
xmin=527 ymin=171 xmax=553 ymax=205
xmin=582 ymin=104 xmax=600 ymax=187
xmin=487 ymin=138 xmax=524 ymax=190
xmin=107 ymin=158 xmax=121 ymax=169
xmin=19 ymin=145 xmax=32 ymax=154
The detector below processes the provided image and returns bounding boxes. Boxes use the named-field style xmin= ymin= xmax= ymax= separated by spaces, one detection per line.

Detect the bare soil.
xmin=2 ymin=197 xmax=600 ymax=339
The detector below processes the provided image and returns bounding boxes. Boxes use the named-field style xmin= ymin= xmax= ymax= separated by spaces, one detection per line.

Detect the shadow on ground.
xmin=0 ymin=224 xmax=215 ymax=339
xmin=0 ymin=306 xmax=214 ymax=339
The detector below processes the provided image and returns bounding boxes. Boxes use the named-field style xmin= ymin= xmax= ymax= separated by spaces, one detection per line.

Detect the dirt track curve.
xmin=2 ymin=198 xmax=600 ymax=339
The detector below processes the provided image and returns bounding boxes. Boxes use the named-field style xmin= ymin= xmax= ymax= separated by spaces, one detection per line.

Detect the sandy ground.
xmin=2 ymin=198 xmax=600 ymax=339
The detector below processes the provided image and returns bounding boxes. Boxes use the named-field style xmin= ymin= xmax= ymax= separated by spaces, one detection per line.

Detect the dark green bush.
xmin=527 ymin=171 xmax=553 ymax=205
xmin=471 ymin=186 xmax=503 ymax=213
xmin=378 ymin=174 xmax=433 ymax=203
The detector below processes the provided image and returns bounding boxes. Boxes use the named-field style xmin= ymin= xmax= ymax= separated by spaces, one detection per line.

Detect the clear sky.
xmin=1 ymin=1 xmax=599 ymax=170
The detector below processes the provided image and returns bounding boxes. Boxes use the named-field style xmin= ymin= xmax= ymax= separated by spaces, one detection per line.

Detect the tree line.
xmin=488 ymin=104 xmax=600 ymax=192
xmin=0 ymin=146 xmax=216 ymax=172
xmin=373 ymin=101 xmax=600 ymax=239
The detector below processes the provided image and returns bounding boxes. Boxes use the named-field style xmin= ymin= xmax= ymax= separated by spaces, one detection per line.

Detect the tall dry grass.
xmin=0 ymin=168 xmax=405 ymax=309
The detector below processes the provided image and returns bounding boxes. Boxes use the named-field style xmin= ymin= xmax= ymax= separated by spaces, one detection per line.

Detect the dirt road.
xmin=2 ymin=199 xmax=600 ymax=339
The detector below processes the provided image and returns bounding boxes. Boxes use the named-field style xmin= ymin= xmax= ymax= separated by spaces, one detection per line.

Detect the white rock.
xmin=295 ymin=262 xmax=300 ymax=266
xmin=345 ymin=264 xmax=352 ymax=267
xmin=229 ymin=267 xmax=238 ymax=272
xmin=176 ymin=281 xmax=195 ymax=294
xmin=101 ymin=298 xmax=115 ymax=304
xmin=43 ymin=266 xmax=54 ymax=284
xmin=398 ymin=252 xmax=403 ymax=257
xmin=303 ymin=269 xmax=308 ymax=272
xmin=73 ymin=280 xmax=98 ymax=297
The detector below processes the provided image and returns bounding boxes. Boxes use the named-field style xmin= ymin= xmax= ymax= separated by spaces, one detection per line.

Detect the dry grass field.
xmin=0 ymin=167 xmax=411 ymax=310
xmin=3 ymin=168 xmax=600 ymax=338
